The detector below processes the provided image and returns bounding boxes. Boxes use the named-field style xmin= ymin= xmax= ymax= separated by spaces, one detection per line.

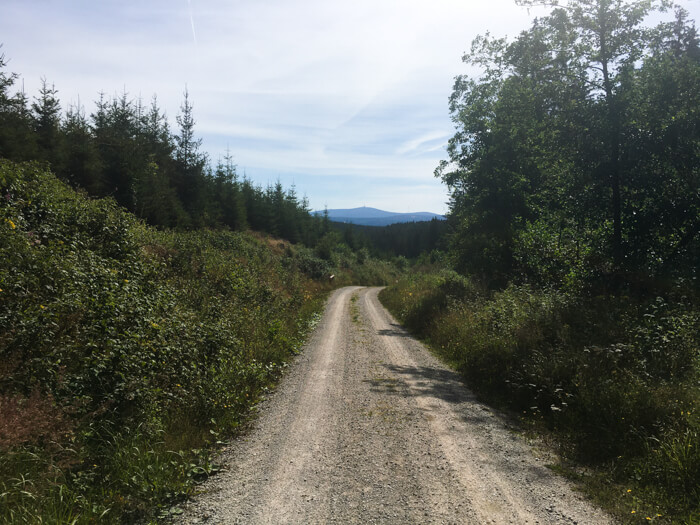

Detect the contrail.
xmin=187 ymin=0 xmax=197 ymax=46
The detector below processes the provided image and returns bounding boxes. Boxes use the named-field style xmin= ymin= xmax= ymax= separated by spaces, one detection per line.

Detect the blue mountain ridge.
xmin=313 ymin=207 xmax=445 ymax=227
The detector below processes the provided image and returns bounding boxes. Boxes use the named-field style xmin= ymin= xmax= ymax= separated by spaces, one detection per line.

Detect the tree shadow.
xmin=363 ymin=361 xmax=504 ymax=427
xmin=376 ymin=323 xmax=413 ymax=338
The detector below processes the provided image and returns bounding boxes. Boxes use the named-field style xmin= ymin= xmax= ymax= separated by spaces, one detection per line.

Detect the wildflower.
xmin=40 ymin=305 xmax=46 ymax=310
xmin=124 ymin=279 xmax=129 ymax=283
xmin=631 ymin=510 xmax=636 ymax=514
xmin=627 ymin=489 xmax=632 ymax=493
xmin=6 ymin=219 xmax=16 ymax=229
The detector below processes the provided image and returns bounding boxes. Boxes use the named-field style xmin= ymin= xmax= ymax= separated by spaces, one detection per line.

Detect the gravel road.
xmin=179 ymin=286 xmax=613 ymax=524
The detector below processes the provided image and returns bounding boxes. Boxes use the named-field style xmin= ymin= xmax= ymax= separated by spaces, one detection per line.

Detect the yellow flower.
xmin=40 ymin=305 xmax=46 ymax=310
xmin=124 ymin=279 xmax=129 ymax=283
xmin=6 ymin=219 xmax=16 ymax=229
xmin=631 ymin=510 xmax=636 ymax=514
xmin=627 ymin=489 xmax=632 ymax=493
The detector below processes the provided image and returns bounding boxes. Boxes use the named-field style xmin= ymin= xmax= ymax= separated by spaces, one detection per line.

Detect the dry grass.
xmin=0 ymin=390 xmax=72 ymax=450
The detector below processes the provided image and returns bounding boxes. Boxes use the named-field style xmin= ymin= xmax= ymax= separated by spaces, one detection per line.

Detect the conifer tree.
xmin=62 ymin=101 xmax=104 ymax=193
xmin=0 ymin=51 xmax=37 ymax=161
xmin=174 ymin=88 xmax=207 ymax=223
xmin=31 ymin=78 xmax=63 ymax=169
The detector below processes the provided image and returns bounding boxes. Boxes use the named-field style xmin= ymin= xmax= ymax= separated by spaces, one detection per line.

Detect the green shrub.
xmin=380 ymin=270 xmax=699 ymax=521
xmin=0 ymin=160 xmax=325 ymax=522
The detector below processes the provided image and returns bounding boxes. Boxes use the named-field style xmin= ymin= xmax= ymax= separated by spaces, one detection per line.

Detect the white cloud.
xmin=396 ymin=131 xmax=451 ymax=156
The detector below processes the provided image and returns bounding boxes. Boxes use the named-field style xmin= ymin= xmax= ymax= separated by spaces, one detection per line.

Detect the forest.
xmin=0 ymin=53 xmax=326 ymax=242
xmin=1 ymin=0 xmax=699 ymax=522
xmin=0 ymin=52 xmax=442 ymax=262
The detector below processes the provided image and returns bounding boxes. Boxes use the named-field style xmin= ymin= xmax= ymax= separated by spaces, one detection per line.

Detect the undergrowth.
xmin=0 ymin=160 xmax=329 ymax=523
xmin=380 ymin=269 xmax=699 ymax=524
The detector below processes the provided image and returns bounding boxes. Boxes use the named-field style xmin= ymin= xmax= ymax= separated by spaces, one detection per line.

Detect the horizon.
xmin=2 ymin=1 xmax=697 ymax=215
xmin=313 ymin=205 xmax=445 ymax=214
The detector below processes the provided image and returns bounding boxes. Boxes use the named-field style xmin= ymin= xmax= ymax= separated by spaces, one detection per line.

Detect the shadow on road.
xmin=363 ymin=359 xmax=502 ymax=428
xmin=376 ymin=323 xmax=414 ymax=338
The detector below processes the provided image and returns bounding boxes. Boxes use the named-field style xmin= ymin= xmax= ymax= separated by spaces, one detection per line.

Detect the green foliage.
xmin=0 ymin=160 xmax=325 ymax=522
xmin=438 ymin=1 xmax=699 ymax=289
xmin=0 ymin=54 xmax=329 ymax=245
xmin=330 ymin=218 xmax=449 ymax=259
xmin=381 ymin=272 xmax=699 ymax=521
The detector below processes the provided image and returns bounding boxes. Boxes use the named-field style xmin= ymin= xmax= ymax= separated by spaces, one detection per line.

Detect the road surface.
xmin=180 ymin=286 xmax=613 ymax=524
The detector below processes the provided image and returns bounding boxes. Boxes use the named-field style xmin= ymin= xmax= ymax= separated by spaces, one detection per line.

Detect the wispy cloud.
xmin=187 ymin=0 xmax=197 ymax=47
xmin=396 ymin=131 xmax=451 ymax=156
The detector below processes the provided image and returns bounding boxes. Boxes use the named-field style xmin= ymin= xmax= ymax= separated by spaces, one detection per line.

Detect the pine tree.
xmin=62 ymin=101 xmax=104 ymax=193
xmin=0 ymin=51 xmax=37 ymax=161
xmin=31 ymin=78 xmax=63 ymax=170
xmin=174 ymin=88 xmax=207 ymax=222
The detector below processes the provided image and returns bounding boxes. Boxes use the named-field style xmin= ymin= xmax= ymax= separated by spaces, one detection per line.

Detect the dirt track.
xmin=180 ymin=286 xmax=613 ymax=524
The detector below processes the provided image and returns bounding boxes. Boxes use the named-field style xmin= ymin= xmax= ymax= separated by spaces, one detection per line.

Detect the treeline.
xmin=0 ymin=51 xmax=322 ymax=243
xmin=331 ymin=218 xmax=448 ymax=259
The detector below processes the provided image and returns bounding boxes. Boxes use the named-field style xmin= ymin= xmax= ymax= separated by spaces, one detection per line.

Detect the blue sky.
xmin=2 ymin=1 xmax=697 ymax=214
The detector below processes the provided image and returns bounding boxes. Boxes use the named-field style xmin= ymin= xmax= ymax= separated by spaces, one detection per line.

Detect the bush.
xmin=380 ymin=270 xmax=699 ymax=521
xmin=0 ymin=160 xmax=325 ymax=522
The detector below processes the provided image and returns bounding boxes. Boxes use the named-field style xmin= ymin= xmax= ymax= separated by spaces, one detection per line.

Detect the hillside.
xmin=314 ymin=206 xmax=445 ymax=226
xmin=0 ymin=160 xmax=334 ymax=522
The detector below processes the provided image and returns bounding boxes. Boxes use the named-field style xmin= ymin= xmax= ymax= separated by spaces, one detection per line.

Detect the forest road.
xmin=179 ymin=286 xmax=614 ymax=524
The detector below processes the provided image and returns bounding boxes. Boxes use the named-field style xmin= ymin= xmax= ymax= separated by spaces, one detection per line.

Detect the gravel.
xmin=178 ymin=286 xmax=615 ymax=524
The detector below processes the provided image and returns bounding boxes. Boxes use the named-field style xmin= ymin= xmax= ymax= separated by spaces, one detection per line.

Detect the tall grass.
xmin=380 ymin=270 xmax=699 ymax=523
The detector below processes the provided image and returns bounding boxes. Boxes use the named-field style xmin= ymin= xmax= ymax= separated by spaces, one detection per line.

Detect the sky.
xmin=1 ymin=1 xmax=698 ymax=214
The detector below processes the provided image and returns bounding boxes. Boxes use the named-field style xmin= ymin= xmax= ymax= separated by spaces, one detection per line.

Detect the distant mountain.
xmin=313 ymin=206 xmax=445 ymax=227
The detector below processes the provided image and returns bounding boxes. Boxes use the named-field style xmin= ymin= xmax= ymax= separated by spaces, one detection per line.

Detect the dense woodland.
xmin=0 ymin=54 xmax=444 ymax=261
xmin=436 ymin=0 xmax=698 ymax=290
xmin=331 ymin=219 xmax=448 ymax=259
xmin=0 ymin=54 xmax=329 ymax=245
